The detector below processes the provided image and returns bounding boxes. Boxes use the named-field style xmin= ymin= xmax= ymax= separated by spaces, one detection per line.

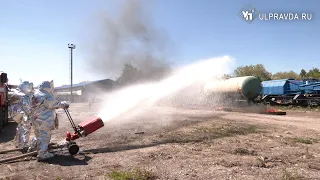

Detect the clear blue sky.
xmin=1 ymin=0 xmax=319 ymax=87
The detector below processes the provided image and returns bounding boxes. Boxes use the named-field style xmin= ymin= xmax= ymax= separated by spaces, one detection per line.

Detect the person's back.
xmin=33 ymin=88 xmax=56 ymax=120
xmin=30 ymin=80 xmax=69 ymax=161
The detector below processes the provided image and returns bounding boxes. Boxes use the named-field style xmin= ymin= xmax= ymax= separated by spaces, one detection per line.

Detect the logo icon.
xmin=238 ymin=4 xmax=260 ymax=24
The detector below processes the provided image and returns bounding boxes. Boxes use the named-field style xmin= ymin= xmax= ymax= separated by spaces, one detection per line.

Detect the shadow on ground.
xmin=43 ymin=154 xmax=92 ymax=166
xmin=0 ymin=153 xmax=92 ymax=166
xmin=0 ymin=121 xmax=17 ymax=143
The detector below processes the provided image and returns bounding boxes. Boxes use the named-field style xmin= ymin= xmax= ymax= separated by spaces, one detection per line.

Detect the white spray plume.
xmin=98 ymin=55 xmax=236 ymax=122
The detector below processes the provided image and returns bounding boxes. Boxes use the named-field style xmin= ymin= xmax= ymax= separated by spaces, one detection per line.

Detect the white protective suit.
xmin=30 ymin=80 xmax=69 ymax=161
xmin=7 ymin=81 xmax=34 ymax=150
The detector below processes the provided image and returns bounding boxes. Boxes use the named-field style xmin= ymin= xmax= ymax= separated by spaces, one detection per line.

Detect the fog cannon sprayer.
xmin=64 ymin=109 xmax=104 ymax=155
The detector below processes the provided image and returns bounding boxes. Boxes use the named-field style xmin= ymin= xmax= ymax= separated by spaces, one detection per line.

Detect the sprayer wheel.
xmin=68 ymin=143 xmax=80 ymax=155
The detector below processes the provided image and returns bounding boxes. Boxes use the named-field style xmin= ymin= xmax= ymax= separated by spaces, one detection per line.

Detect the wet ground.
xmin=1 ymin=103 xmax=320 ymax=180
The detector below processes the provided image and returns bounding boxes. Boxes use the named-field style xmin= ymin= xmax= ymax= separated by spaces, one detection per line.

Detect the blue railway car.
xmin=260 ymin=78 xmax=320 ymax=106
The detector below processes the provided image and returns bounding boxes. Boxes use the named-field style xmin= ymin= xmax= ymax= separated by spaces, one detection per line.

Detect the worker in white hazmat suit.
xmin=30 ymin=80 xmax=69 ymax=161
xmin=7 ymin=81 xmax=34 ymax=152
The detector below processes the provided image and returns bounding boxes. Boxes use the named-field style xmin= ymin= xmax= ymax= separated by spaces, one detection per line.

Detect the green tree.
xmin=234 ymin=64 xmax=272 ymax=81
xmin=116 ymin=57 xmax=172 ymax=86
xmin=116 ymin=63 xmax=143 ymax=86
xmin=272 ymin=71 xmax=300 ymax=80
xmin=222 ymin=74 xmax=233 ymax=79
xmin=300 ymin=69 xmax=307 ymax=78
xmin=306 ymin=67 xmax=320 ymax=79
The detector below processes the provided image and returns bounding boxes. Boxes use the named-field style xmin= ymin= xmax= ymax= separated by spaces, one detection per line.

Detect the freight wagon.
xmin=260 ymin=78 xmax=320 ymax=106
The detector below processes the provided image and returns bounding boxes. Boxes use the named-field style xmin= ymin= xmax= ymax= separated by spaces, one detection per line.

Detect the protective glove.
xmin=60 ymin=101 xmax=69 ymax=109
xmin=64 ymin=104 xmax=70 ymax=109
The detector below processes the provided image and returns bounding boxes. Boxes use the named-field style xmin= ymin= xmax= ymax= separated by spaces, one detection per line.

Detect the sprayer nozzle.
xmin=78 ymin=116 xmax=104 ymax=136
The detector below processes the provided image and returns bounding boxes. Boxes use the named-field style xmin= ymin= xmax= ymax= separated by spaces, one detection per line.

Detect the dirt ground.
xmin=1 ymin=103 xmax=320 ymax=180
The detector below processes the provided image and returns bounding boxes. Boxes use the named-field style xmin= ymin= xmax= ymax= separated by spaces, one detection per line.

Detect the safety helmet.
xmin=18 ymin=81 xmax=33 ymax=94
xmin=38 ymin=80 xmax=54 ymax=94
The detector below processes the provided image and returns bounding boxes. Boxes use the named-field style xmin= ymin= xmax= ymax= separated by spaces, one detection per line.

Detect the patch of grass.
xmin=233 ymin=148 xmax=256 ymax=156
xmin=217 ymin=159 xmax=241 ymax=167
xmin=157 ymin=122 xmax=260 ymax=145
xmin=295 ymin=137 xmax=313 ymax=144
xmin=0 ymin=177 xmax=11 ymax=180
xmin=196 ymin=123 xmax=259 ymax=138
xmin=234 ymin=148 xmax=249 ymax=154
xmin=107 ymin=168 xmax=157 ymax=180
xmin=281 ymin=168 xmax=303 ymax=180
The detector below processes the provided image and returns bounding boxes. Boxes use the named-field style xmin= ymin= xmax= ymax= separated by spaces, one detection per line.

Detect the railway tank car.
xmin=203 ymin=76 xmax=262 ymax=103
xmin=203 ymin=75 xmax=320 ymax=107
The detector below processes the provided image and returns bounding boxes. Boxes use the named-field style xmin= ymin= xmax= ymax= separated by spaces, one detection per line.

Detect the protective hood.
xmin=38 ymin=80 xmax=54 ymax=94
xmin=18 ymin=81 xmax=34 ymax=95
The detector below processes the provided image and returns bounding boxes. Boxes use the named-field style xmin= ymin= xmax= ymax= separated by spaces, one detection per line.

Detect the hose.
xmin=0 ymin=151 xmax=37 ymax=164
xmin=0 ymin=148 xmax=21 ymax=154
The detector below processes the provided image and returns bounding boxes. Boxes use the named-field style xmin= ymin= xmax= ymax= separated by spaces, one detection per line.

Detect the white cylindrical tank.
xmin=203 ymin=76 xmax=262 ymax=100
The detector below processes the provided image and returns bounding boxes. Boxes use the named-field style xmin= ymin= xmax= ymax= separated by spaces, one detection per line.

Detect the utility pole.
xmin=68 ymin=43 xmax=76 ymax=102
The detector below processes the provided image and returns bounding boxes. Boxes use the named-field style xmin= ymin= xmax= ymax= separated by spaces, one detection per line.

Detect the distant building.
xmin=54 ymin=79 xmax=115 ymax=102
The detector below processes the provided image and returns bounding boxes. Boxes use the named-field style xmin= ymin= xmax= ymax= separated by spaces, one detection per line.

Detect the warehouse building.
xmin=54 ymin=79 xmax=115 ymax=102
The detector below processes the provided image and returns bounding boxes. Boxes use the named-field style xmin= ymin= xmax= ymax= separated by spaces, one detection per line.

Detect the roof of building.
xmin=55 ymin=79 xmax=114 ymax=90
xmin=55 ymin=89 xmax=82 ymax=95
